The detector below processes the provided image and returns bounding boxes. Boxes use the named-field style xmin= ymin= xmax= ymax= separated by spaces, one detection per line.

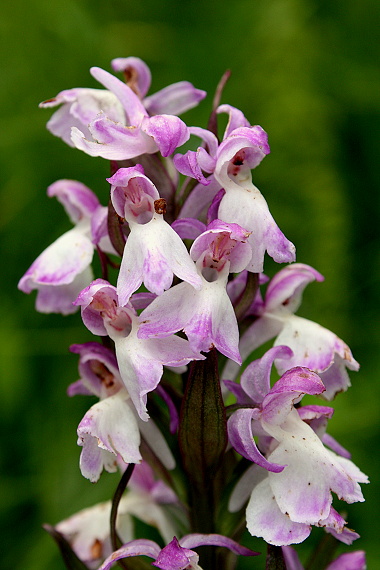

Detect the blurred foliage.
xmin=1 ymin=0 xmax=379 ymax=568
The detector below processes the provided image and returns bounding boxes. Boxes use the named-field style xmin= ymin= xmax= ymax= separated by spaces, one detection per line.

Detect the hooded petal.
xmin=142 ymin=114 xmax=189 ymax=157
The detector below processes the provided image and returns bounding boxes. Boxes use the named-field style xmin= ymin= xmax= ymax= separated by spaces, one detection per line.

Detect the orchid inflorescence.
xmin=20 ymin=56 xmax=367 ymax=570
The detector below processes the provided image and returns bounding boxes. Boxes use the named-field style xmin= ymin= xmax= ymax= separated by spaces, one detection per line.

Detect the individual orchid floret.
xmin=138 ymin=219 xmax=253 ymax=363
xmin=55 ymin=465 xmax=179 ymax=568
xmin=227 ymin=263 xmax=359 ymax=399
xmin=174 ymin=108 xmax=295 ymax=271
xmin=282 ymin=546 xmax=366 ymax=570
xmin=68 ymin=342 xmax=175 ymax=481
xmin=111 ymin=56 xmax=207 ymax=115
xmin=174 ymin=107 xmax=267 ymax=220
xmin=18 ymin=179 xmax=112 ymax=314
xmin=107 ymin=165 xmax=202 ymax=305
xmin=74 ymin=279 xmax=204 ymax=420
xmin=71 ymin=66 xmax=190 ymax=160
xmin=99 ymin=534 xmax=258 ymax=570
xmin=227 ymin=359 xmax=368 ymax=546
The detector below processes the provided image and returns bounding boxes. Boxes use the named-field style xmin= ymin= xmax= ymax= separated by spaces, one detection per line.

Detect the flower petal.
xmin=144 ymin=81 xmax=206 ymax=116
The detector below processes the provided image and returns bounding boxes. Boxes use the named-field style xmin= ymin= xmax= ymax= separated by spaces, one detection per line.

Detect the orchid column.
xmin=19 ymin=56 xmax=367 ymax=570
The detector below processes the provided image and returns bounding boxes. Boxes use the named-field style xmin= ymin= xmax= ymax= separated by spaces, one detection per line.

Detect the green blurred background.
xmin=1 ymin=0 xmax=379 ymax=568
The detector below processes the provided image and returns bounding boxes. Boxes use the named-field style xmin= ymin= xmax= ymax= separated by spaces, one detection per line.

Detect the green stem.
xmin=110 ymin=464 xmax=135 ymax=570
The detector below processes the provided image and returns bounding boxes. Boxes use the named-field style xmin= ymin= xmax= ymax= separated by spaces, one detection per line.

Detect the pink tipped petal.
xmin=179 ymin=534 xmax=259 ymax=557
xmin=228 ymin=409 xmax=285 ymax=473
xmin=237 ymin=314 xmax=284 ymax=367
xmin=218 ymin=185 xmax=295 ymax=273
xmin=155 ymin=385 xmax=179 ymax=434
xmin=111 ymin=57 xmax=152 ymax=98
xmin=281 ymin=546 xmax=304 ymax=570
xmin=137 ymin=415 xmax=176 ymax=471
xmin=32 ymin=266 xmax=93 ymax=315
xmin=71 ymin=116 xmax=157 ymax=160
xmin=139 ymin=278 xmax=241 ymax=363
xmin=326 ymin=551 xmax=366 ymax=570
xmin=41 ymin=88 xmax=125 ymax=146
xmin=47 ymin=179 xmax=100 ymax=223
xmin=246 ymin=477 xmax=311 ymax=545
xmin=217 ymin=104 xmax=251 ymax=137
xmin=99 ymin=539 xmax=161 ymax=570
xmin=318 ymin=352 xmax=359 ymax=400
xmin=19 ymin=228 xmax=93 ymax=290
xmin=112 ymin=336 xmax=160 ymax=421
xmin=90 ymin=66 xmax=147 ymax=124
xmin=265 ymin=410 xmax=366 ymax=524
xmin=144 ymin=81 xmax=207 ymax=116
xmin=274 ymin=316 xmax=359 ymax=384
xmin=142 ymin=114 xmax=189 ymax=157
xmin=322 ymin=433 xmax=352 ymax=459
xmin=241 ymin=345 xmax=294 ymax=404
xmin=264 ymin=263 xmax=324 ymax=313
xmin=78 ymin=434 xmax=118 ymax=482
xmin=229 ymin=464 xmax=267 ymax=512
xmin=261 ymin=367 xmax=325 ymax=425
xmin=117 ymin=218 xmax=201 ymax=305
xmin=129 ymin=291 xmax=157 ymax=311
xmin=152 ymin=537 xmax=198 ymax=569
xmin=114 ymin=331 xmax=203 ymax=421
xmin=173 ymin=149 xmax=211 ymax=185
